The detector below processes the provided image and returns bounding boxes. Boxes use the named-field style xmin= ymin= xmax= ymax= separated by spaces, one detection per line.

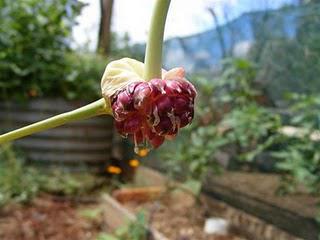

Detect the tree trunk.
xmin=97 ymin=0 xmax=114 ymax=54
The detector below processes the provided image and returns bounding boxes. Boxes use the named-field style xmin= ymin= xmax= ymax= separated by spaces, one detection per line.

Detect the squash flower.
xmin=0 ymin=0 xmax=196 ymax=152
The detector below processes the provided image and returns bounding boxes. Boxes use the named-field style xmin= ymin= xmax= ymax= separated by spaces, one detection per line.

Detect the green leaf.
xmin=182 ymin=179 xmax=202 ymax=196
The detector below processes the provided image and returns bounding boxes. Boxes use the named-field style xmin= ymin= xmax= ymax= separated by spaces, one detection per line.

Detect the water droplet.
xmin=133 ymin=141 xmax=150 ymax=156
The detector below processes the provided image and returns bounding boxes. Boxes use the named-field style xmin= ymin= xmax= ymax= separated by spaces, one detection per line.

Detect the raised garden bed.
xmin=102 ymin=167 xmax=303 ymax=240
xmin=0 ymin=167 xmax=315 ymax=240
xmin=203 ymin=172 xmax=319 ymax=240
xmin=103 ymin=178 xmax=245 ymax=240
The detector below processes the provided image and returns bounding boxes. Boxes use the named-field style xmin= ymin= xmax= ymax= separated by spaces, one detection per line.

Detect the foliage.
xmin=0 ymin=0 xmax=85 ymax=101
xmin=64 ymin=53 xmax=107 ymax=100
xmin=39 ymin=169 xmax=105 ymax=196
xmin=214 ymin=58 xmax=260 ymax=107
xmin=97 ymin=211 xmax=147 ymax=240
xmin=222 ymin=103 xmax=281 ymax=162
xmin=272 ymin=94 xmax=320 ymax=195
xmin=0 ymin=144 xmax=106 ymax=207
xmin=161 ymin=125 xmax=226 ymax=181
xmin=0 ymin=144 xmax=41 ymax=206
xmin=160 ymin=58 xmax=281 ymax=181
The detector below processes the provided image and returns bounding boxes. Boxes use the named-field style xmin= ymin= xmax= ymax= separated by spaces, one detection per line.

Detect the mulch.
xmin=123 ymin=191 xmax=247 ymax=240
xmin=0 ymin=196 xmax=104 ymax=240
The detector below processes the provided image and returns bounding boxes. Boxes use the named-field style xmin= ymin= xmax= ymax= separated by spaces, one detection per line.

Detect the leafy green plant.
xmin=271 ymin=94 xmax=320 ymax=235
xmin=0 ymin=144 xmax=42 ymax=206
xmin=0 ymin=144 xmax=107 ymax=207
xmin=162 ymin=125 xmax=226 ymax=181
xmin=214 ymin=58 xmax=260 ymax=107
xmin=63 ymin=53 xmax=107 ymax=100
xmin=272 ymin=94 xmax=320 ymax=194
xmin=39 ymin=169 xmax=106 ymax=197
xmin=222 ymin=103 xmax=281 ymax=162
xmin=97 ymin=211 xmax=148 ymax=240
xmin=0 ymin=0 xmax=83 ymax=100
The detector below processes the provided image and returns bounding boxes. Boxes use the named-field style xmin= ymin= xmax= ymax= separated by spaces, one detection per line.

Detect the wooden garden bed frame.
xmin=101 ymin=167 xmax=314 ymax=240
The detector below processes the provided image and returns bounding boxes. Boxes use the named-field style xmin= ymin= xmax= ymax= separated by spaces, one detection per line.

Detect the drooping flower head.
xmin=101 ymin=58 xmax=196 ymax=151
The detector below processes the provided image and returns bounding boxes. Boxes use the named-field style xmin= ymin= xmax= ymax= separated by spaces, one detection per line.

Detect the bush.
xmin=0 ymin=144 xmax=41 ymax=206
xmin=63 ymin=53 xmax=107 ymax=100
xmin=272 ymin=94 xmax=320 ymax=195
xmin=0 ymin=0 xmax=84 ymax=100
xmin=0 ymin=144 xmax=106 ymax=207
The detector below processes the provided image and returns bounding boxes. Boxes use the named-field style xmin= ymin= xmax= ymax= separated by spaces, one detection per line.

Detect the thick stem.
xmin=0 ymin=98 xmax=111 ymax=144
xmin=144 ymin=0 xmax=171 ymax=80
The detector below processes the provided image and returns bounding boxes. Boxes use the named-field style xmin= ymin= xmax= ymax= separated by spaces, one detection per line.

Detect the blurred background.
xmin=0 ymin=0 xmax=319 ymax=240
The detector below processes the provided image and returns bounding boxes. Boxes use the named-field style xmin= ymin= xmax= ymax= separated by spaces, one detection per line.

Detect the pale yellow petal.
xmin=101 ymin=58 xmax=145 ymax=99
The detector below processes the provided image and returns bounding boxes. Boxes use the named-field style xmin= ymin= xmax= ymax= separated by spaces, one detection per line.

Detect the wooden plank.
xmin=203 ymin=172 xmax=319 ymax=240
xmin=201 ymin=195 xmax=302 ymax=240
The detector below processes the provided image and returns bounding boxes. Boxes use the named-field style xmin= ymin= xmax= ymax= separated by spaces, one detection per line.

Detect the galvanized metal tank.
xmin=0 ymin=99 xmax=113 ymax=172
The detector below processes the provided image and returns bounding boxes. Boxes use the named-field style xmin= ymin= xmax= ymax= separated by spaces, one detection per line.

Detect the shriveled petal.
xmin=163 ymin=67 xmax=185 ymax=79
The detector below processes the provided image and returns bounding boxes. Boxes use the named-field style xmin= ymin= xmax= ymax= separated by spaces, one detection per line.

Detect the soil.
xmin=0 ymin=195 xmax=105 ymax=240
xmin=123 ymin=190 xmax=247 ymax=240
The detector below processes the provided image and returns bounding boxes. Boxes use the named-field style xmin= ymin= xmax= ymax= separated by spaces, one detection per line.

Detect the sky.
xmin=72 ymin=0 xmax=296 ymax=50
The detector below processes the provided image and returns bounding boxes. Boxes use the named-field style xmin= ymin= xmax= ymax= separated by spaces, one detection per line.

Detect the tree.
xmin=97 ymin=0 xmax=114 ymax=54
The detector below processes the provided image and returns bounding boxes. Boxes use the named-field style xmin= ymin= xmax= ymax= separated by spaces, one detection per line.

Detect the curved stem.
xmin=144 ymin=0 xmax=171 ymax=80
xmin=0 ymin=98 xmax=111 ymax=144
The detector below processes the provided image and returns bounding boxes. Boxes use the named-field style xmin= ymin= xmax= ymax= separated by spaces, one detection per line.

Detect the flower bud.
xmin=101 ymin=58 xmax=196 ymax=151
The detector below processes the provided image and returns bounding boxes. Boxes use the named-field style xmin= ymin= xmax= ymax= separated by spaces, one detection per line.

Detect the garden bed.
xmin=103 ymin=167 xmax=305 ymax=240
xmin=0 ymin=167 xmax=313 ymax=240
xmin=0 ymin=195 xmax=105 ymax=240
xmin=121 ymin=193 xmax=244 ymax=240
xmin=203 ymin=171 xmax=319 ymax=240
xmin=104 ymin=167 xmax=287 ymax=240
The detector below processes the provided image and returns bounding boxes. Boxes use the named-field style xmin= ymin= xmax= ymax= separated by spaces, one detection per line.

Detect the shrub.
xmin=63 ymin=53 xmax=107 ymax=100
xmin=272 ymin=94 xmax=320 ymax=195
xmin=0 ymin=144 xmax=41 ymax=206
xmin=0 ymin=0 xmax=83 ymax=100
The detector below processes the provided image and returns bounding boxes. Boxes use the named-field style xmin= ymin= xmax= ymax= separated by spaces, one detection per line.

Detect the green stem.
xmin=0 ymin=98 xmax=111 ymax=144
xmin=144 ymin=0 xmax=171 ymax=80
